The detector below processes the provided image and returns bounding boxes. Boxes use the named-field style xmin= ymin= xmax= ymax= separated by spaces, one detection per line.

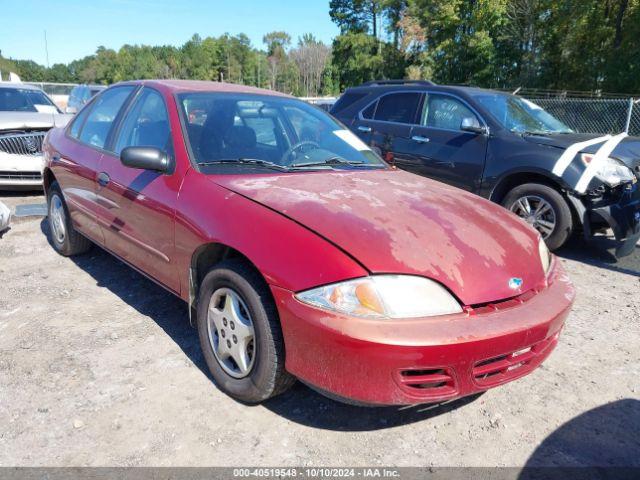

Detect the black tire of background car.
xmin=47 ymin=181 xmax=92 ymax=256
xmin=196 ymin=259 xmax=295 ymax=404
xmin=502 ymin=183 xmax=573 ymax=251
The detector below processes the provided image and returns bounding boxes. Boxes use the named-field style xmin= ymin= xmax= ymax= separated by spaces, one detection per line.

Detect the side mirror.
xmin=120 ymin=146 xmax=169 ymax=173
xmin=460 ymin=117 xmax=487 ymax=134
xmin=65 ymin=106 xmax=77 ymax=114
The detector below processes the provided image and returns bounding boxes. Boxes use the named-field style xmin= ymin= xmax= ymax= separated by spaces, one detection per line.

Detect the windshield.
xmin=475 ymin=94 xmax=572 ymax=134
xmin=178 ymin=93 xmax=386 ymax=171
xmin=0 ymin=87 xmax=59 ymax=113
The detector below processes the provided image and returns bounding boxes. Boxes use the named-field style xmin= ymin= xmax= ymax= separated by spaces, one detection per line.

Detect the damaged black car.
xmin=332 ymin=81 xmax=640 ymax=256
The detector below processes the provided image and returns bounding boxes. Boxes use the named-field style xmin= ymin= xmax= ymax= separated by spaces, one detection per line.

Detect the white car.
xmin=0 ymin=83 xmax=72 ymax=190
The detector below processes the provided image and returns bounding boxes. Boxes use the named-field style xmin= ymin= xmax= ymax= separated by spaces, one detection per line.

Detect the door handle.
xmin=411 ymin=135 xmax=430 ymax=143
xmin=97 ymin=172 xmax=110 ymax=187
xmin=358 ymin=125 xmax=372 ymax=133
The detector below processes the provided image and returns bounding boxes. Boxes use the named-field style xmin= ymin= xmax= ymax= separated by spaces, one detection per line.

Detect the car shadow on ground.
xmin=519 ymin=398 xmax=640 ymax=474
xmin=40 ymin=219 xmax=483 ymax=431
xmin=556 ymin=236 xmax=640 ymax=278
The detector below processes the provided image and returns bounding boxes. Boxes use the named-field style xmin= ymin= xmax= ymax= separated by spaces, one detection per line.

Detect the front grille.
xmin=396 ymin=367 xmax=457 ymax=398
xmin=0 ymin=171 xmax=42 ymax=180
xmin=472 ymin=332 xmax=559 ymax=387
xmin=0 ymin=132 xmax=46 ymax=156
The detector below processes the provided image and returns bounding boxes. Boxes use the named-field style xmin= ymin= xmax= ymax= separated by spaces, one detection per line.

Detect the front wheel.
xmin=196 ymin=259 xmax=295 ymax=403
xmin=501 ymin=183 xmax=573 ymax=251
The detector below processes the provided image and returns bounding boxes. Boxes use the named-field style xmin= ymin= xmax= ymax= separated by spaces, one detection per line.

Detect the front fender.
xmin=174 ymin=170 xmax=369 ymax=300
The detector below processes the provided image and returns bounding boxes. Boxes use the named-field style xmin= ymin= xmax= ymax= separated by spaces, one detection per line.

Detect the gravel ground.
xmin=0 ymin=193 xmax=638 ymax=467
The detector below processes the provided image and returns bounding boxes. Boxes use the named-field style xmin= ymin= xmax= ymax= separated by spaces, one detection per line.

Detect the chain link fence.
xmin=523 ymin=96 xmax=640 ymax=136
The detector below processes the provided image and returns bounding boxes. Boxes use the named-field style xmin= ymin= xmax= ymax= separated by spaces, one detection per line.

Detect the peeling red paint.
xmin=214 ymin=169 xmax=545 ymax=305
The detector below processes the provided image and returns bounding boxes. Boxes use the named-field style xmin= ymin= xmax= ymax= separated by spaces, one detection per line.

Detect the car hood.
xmin=211 ymin=169 xmax=546 ymax=305
xmin=0 ymin=111 xmax=72 ymax=131
xmin=523 ymin=132 xmax=640 ymax=170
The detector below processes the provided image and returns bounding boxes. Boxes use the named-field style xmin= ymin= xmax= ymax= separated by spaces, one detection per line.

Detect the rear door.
xmin=355 ymin=92 xmax=421 ymax=162
xmin=52 ymin=86 xmax=135 ymax=243
xmin=404 ymin=93 xmax=488 ymax=191
xmin=96 ymin=87 xmax=180 ymax=292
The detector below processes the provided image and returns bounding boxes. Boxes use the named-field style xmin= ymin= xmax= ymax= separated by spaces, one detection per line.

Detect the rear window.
xmin=373 ymin=92 xmax=421 ymax=124
xmin=331 ymin=92 xmax=368 ymax=115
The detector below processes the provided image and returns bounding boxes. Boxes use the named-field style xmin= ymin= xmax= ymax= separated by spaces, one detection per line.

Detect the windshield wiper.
xmin=198 ymin=158 xmax=289 ymax=171
xmin=516 ymin=129 xmax=554 ymax=136
xmin=289 ymin=156 xmax=368 ymax=168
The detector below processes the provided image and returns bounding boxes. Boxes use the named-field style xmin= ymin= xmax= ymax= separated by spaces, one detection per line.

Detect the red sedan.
xmin=42 ymin=80 xmax=575 ymax=405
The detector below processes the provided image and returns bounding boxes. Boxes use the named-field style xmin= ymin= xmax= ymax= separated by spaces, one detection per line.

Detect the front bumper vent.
xmin=396 ymin=367 xmax=457 ymax=398
xmin=472 ymin=333 xmax=558 ymax=387
xmin=0 ymin=171 xmax=42 ymax=181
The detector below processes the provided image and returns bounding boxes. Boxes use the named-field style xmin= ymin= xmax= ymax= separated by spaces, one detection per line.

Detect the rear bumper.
xmin=273 ymin=260 xmax=574 ymax=406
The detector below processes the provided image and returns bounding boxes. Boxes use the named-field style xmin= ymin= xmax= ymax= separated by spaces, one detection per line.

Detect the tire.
xmin=196 ymin=259 xmax=295 ymax=404
xmin=46 ymin=181 xmax=92 ymax=256
xmin=501 ymin=182 xmax=573 ymax=251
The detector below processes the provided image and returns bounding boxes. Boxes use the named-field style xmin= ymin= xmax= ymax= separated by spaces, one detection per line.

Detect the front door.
xmin=96 ymin=87 xmax=181 ymax=292
xmin=401 ymin=93 xmax=488 ymax=192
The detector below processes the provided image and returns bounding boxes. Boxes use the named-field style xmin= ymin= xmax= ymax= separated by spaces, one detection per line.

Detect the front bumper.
xmin=585 ymin=182 xmax=640 ymax=257
xmin=0 ymin=152 xmax=44 ymax=189
xmin=272 ymin=260 xmax=574 ymax=406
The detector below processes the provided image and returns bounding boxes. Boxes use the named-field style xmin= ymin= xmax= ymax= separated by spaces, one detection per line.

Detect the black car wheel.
xmin=502 ymin=183 xmax=573 ymax=250
xmin=196 ymin=259 xmax=295 ymax=404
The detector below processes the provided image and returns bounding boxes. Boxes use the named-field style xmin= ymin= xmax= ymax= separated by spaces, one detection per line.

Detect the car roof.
xmin=114 ymin=79 xmax=292 ymax=98
xmin=0 ymin=83 xmax=43 ymax=91
xmin=346 ymin=82 xmax=508 ymax=98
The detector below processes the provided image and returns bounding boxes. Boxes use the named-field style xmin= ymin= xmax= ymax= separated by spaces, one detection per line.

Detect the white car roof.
xmin=0 ymin=83 xmax=42 ymax=90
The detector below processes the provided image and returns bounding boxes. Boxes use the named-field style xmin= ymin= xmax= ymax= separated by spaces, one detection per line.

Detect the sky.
xmin=0 ymin=0 xmax=340 ymax=66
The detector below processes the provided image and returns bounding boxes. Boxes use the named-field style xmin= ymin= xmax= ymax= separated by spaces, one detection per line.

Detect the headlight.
xmin=295 ymin=275 xmax=462 ymax=319
xmin=539 ymin=237 xmax=551 ymax=275
xmin=581 ymin=154 xmax=635 ymax=187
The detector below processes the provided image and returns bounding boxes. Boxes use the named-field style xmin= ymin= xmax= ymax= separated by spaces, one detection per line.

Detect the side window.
xmin=422 ymin=94 xmax=478 ymax=131
xmin=114 ymin=88 xmax=170 ymax=155
xmin=373 ymin=92 xmax=421 ymax=124
xmin=79 ymin=86 xmax=134 ymax=149
xmin=361 ymin=101 xmax=376 ymax=119
xmin=69 ymin=104 xmax=92 ymax=138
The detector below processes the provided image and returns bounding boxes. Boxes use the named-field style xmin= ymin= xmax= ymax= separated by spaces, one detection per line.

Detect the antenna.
xmin=44 ymin=30 xmax=50 ymax=68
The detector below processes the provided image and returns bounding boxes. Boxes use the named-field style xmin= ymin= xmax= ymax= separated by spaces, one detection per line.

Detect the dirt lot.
xmin=0 ymin=192 xmax=638 ymax=467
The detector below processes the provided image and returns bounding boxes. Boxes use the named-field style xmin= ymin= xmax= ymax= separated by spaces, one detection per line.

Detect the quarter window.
xmin=361 ymin=101 xmax=376 ymax=119
xmin=373 ymin=93 xmax=421 ymax=124
xmin=422 ymin=94 xmax=478 ymax=131
xmin=78 ymin=86 xmax=134 ymax=149
xmin=68 ymin=104 xmax=92 ymax=138
xmin=114 ymin=88 xmax=170 ymax=155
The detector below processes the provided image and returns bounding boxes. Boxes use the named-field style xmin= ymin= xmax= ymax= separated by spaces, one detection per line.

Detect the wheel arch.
xmin=188 ymin=242 xmax=271 ymax=325
xmin=489 ymin=170 xmax=567 ymax=204
xmin=489 ymin=170 xmax=583 ymax=233
xmin=42 ymin=167 xmax=56 ymax=195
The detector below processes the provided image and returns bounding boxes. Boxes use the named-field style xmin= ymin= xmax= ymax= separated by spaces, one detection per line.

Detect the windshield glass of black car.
xmin=476 ymin=94 xmax=573 ymax=134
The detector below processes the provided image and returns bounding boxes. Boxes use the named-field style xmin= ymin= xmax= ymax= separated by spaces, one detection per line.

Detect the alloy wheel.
xmin=49 ymin=194 xmax=66 ymax=244
xmin=207 ymin=287 xmax=256 ymax=379
xmin=509 ymin=195 xmax=557 ymax=239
